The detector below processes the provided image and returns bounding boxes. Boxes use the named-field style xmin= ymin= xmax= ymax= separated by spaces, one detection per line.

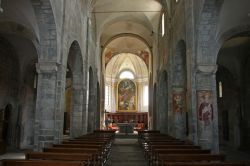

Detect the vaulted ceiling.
xmin=105 ymin=53 xmax=148 ymax=81
xmin=91 ymin=0 xmax=163 ymax=78
xmin=92 ymin=0 xmax=162 ymax=45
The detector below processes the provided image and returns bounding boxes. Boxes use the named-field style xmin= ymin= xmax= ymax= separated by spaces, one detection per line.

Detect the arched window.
xmin=119 ymin=70 xmax=135 ymax=79
xmin=219 ymin=81 xmax=223 ymax=98
xmin=143 ymin=85 xmax=149 ymax=106
xmin=162 ymin=13 xmax=165 ymax=37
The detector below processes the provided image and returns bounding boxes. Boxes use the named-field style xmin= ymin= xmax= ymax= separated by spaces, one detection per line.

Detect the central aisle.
xmin=106 ymin=138 xmax=147 ymax=166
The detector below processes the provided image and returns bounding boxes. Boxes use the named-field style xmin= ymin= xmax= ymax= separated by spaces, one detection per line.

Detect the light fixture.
xmin=0 ymin=0 xmax=3 ymax=13
xmin=162 ymin=13 xmax=165 ymax=37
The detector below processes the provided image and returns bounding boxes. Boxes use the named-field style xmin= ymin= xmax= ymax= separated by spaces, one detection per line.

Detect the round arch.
xmin=65 ymin=41 xmax=84 ymax=138
xmin=216 ymin=33 xmax=250 ymax=150
xmin=156 ymin=70 xmax=168 ymax=134
xmin=0 ymin=25 xmax=38 ymax=150
xmin=88 ymin=66 xmax=95 ymax=133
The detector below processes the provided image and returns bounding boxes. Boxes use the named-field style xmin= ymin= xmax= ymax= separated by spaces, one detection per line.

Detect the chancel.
xmin=0 ymin=0 xmax=249 ymax=165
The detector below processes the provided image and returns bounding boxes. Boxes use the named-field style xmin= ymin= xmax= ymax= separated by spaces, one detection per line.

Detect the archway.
xmin=64 ymin=65 xmax=72 ymax=136
xmin=65 ymin=41 xmax=84 ymax=138
xmin=96 ymin=82 xmax=101 ymax=129
xmin=153 ymin=84 xmax=157 ymax=129
xmin=0 ymin=33 xmax=38 ymax=150
xmin=104 ymin=53 xmax=149 ymax=132
xmin=216 ymin=35 xmax=250 ymax=151
xmin=3 ymin=104 xmax=12 ymax=143
xmin=156 ymin=70 xmax=168 ymax=133
xmin=88 ymin=67 xmax=95 ymax=133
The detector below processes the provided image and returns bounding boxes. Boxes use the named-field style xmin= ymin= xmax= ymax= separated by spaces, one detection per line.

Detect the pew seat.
xmin=1 ymin=159 xmax=86 ymax=166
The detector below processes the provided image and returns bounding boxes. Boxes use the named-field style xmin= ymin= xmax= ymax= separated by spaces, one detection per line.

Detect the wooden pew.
xmin=54 ymin=142 xmax=110 ymax=160
xmin=162 ymin=162 xmax=246 ymax=166
xmin=1 ymin=131 xmax=114 ymax=166
xmin=158 ymin=154 xmax=225 ymax=166
xmin=53 ymin=144 xmax=103 ymax=149
xmin=146 ymin=144 xmax=201 ymax=158
xmin=1 ymin=159 xmax=86 ymax=166
xmin=62 ymin=140 xmax=107 ymax=144
xmin=44 ymin=147 xmax=101 ymax=164
xmin=150 ymin=149 xmax=211 ymax=165
xmin=25 ymin=152 xmax=92 ymax=165
xmin=52 ymin=144 xmax=106 ymax=155
xmin=44 ymin=147 xmax=99 ymax=154
xmin=139 ymin=131 xmax=246 ymax=166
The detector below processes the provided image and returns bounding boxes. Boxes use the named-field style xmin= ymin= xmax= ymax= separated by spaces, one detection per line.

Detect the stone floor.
xmin=221 ymin=146 xmax=250 ymax=166
xmin=106 ymin=138 xmax=147 ymax=166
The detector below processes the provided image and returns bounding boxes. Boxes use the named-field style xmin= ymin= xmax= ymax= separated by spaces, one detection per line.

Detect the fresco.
xmin=137 ymin=50 xmax=149 ymax=67
xmin=117 ymin=79 xmax=136 ymax=111
xmin=197 ymin=90 xmax=213 ymax=127
xmin=173 ymin=93 xmax=184 ymax=113
xmin=173 ymin=92 xmax=186 ymax=138
xmin=104 ymin=48 xmax=113 ymax=66
xmin=197 ymin=90 xmax=214 ymax=148
xmin=104 ymin=49 xmax=149 ymax=67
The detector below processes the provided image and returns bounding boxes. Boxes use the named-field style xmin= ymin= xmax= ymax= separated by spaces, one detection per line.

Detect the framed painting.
xmin=117 ymin=79 xmax=137 ymax=112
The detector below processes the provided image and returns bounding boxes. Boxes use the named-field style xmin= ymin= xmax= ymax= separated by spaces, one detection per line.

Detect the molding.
xmin=36 ymin=62 xmax=62 ymax=73
xmin=196 ymin=64 xmax=217 ymax=74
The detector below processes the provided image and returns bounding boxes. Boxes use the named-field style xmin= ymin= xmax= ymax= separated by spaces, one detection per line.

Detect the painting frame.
xmin=117 ymin=79 xmax=137 ymax=112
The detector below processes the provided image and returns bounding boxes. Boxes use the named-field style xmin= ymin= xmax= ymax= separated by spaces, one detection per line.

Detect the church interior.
xmin=0 ymin=0 xmax=250 ymax=165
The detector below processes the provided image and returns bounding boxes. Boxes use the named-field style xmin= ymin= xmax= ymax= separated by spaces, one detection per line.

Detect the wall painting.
xmin=173 ymin=92 xmax=185 ymax=114
xmin=117 ymin=79 xmax=137 ymax=112
xmin=197 ymin=90 xmax=213 ymax=127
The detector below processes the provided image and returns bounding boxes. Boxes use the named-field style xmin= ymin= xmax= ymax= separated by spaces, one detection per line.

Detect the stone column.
xmin=34 ymin=62 xmax=64 ymax=151
xmin=87 ymin=70 xmax=97 ymax=133
xmin=196 ymin=65 xmax=219 ymax=153
xmin=70 ymin=73 xmax=83 ymax=138
xmin=82 ymin=85 xmax=88 ymax=134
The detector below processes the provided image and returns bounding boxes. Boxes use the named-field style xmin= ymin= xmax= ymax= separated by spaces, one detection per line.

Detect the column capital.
xmin=196 ymin=64 xmax=217 ymax=75
xmin=36 ymin=62 xmax=62 ymax=73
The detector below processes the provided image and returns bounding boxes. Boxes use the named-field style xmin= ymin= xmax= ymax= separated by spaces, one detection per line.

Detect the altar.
xmin=116 ymin=123 xmax=136 ymax=134
xmin=105 ymin=112 xmax=148 ymax=131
